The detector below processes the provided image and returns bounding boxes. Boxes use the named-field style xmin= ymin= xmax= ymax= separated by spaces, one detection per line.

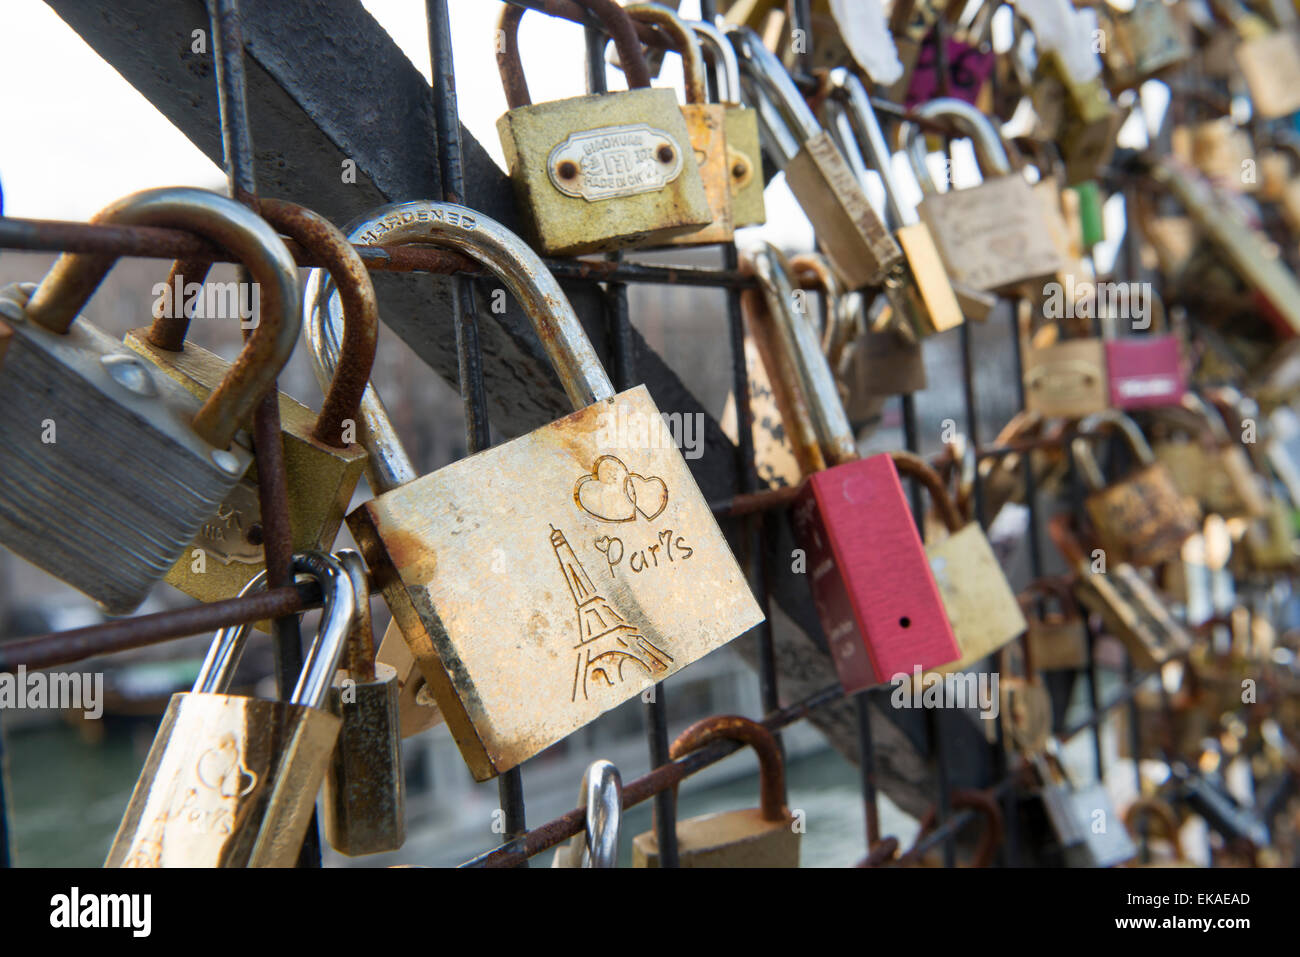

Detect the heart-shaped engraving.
xmin=626 ymin=472 xmax=668 ymax=521
xmin=574 ymin=455 xmax=635 ymax=522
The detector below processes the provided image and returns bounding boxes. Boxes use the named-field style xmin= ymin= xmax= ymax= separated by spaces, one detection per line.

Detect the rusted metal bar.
xmin=0 ymin=583 xmax=323 ymax=674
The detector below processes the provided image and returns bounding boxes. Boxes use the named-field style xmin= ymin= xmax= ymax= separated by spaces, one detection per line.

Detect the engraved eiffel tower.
xmin=550 ymin=526 xmax=672 ymax=701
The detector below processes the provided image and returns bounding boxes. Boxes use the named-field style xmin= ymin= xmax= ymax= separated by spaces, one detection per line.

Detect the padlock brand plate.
xmin=349 ymin=385 xmax=763 ymax=780
xmin=547 ymin=123 xmax=685 ymax=201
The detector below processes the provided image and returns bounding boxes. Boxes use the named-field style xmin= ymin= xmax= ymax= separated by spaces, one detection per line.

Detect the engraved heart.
xmin=626 ymin=472 xmax=669 ymax=521
xmin=574 ymin=455 xmax=635 ymax=522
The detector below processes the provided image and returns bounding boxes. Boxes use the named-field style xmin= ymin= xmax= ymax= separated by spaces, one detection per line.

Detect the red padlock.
xmin=747 ymin=245 xmax=960 ymax=693
xmin=1105 ymin=328 xmax=1186 ymax=410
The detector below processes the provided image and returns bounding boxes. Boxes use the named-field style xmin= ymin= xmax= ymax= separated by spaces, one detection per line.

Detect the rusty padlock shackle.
xmin=1047 ymin=512 xmax=1090 ymax=568
xmin=727 ymin=25 xmax=820 ymax=154
xmin=149 ymin=199 xmax=378 ymax=450
xmin=498 ymin=0 xmax=652 ymax=110
xmin=193 ymin=550 xmax=356 ymax=711
xmin=751 ymin=243 xmax=858 ymax=466
xmin=1122 ymin=797 xmax=1185 ymax=858
xmin=338 ymin=548 xmax=377 ymax=684
xmin=902 ymin=97 xmax=1014 ymax=196
xmin=1017 ymin=576 xmax=1079 ymax=616
xmin=1071 ymin=409 xmax=1158 ymax=490
xmin=667 ymin=715 xmax=788 ymax=823
xmin=935 ymin=432 xmax=977 ymax=523
xmin=689 ymin=20 xmax=741 ymax=105
xmin=889 ymin=450 xmax=967 ymax=533
xmin=310 ymin=200 xmax=614 ymax=411
xmin=910 ymin=788 xmax=1004 ymax=868
xmin=556 ymin=759 xmax=623 ymax=868
xmin=24 ymin=187 xmax=300 ymax=450
xmin=623 ymin=5 xmax=706 ymax=106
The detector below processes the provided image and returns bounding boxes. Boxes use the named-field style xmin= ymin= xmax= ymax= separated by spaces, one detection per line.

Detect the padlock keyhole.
xmin=899 ymin=616 xmax=911 ymax=628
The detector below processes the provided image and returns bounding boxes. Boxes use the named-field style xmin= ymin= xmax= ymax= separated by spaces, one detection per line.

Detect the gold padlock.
xmin=1019 ymin=579 xmax=1090 ymax=672
xmin=1019 ymin=299 xmax=1109 ymax=421
xmin=1031 ymin=49 xmax=1123 ymax=186
xmin=690 ymin=19 xmax=766 ymax=228
xmin=891 ymin=451 xmax=1027 ymax=676
xmin=336 ymin=201 xmax=763 ymax=781
xmin=1234 ymin=26 xmax=1300 ymax=120
xmin=730 ymin=25 xmax=903 ymax=290
xmin=996 ymin=631 xmax=1053 ymax=755
xmin=126 ymin=199 xmax=373 ymax=611
xmin=1073 ymin=410 xmax=1201 ymax=567
xmin=824 ymin=69 xmax=965 ymax=339
xmin=902 ymin=98 xmax=1067 ymax=295
xmin=1050 ymin=515 xmax=1192 ymax=672
xmin=1100 ymin=0 xmax=1190 ymax=93
xmin=620 ymin=5 xmax=732 ymax=247
xmin=633 ymin=715 xmax=799 ymax=867
xmin=106 ymin=551 xmax=354 ymax=867
xmin=495 ymin=1 xmax=711 ymax=255
xmin=1151 ymin=393 xmax=1269 ymax=520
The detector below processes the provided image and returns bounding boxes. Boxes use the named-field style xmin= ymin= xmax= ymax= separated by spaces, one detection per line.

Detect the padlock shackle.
xmin=624 ymin=5 xmax=706 ymax=106
xmin=911 ymin=788 xmax=1004 ymax=868
xmin=824 ymin=68 xmax=918 ymax=228
xmin=498 ymin=0 xmax=652 ymax=110
xmin=902 ymin=97 xmax=1013 ymax=196
xmin=313 ymin=200 xmax=615 ymax=411
xmin=1173 ymin=392 xmax=1231 ymax=444
xmin=1074 ymin=410 xmax=1158 ymax=488
xmin=727 ymin=25 xmax=820 ymax=145
xmin=338 ymin=550 xmax=377 ymax=684
xmin=690 ymin=20 xmax=741 ymax=105
xmin=194 ymin=551 xmax=355 ymax=713
xmin=1122 ymin=797 xmax=1184 ymax=858
xmin=25 ymin=187 xmax=301 ymax=449
xmin=889 ymin=450 xmax=966 ymax=533
xmin=579 ymin=759 xmax=623 ymax=868
xmin=1047 ymin=513 xmax=1090 ymax=569
xmin=751 ymin=244 xmax=858 ymax=466
xmin=257 ymin=200 xmax=377 ymax=449
xmin=788 ymin=252 xmax=859 ymax=374
xmin=667 ymin=715 xmax=788 ymax=823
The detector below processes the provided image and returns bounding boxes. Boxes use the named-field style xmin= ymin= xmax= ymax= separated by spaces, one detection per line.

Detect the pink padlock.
xmin=905 ymin=29 xmax=996 ymax=110
xmin=1105 ymin=335 xmax=1186 ymax=410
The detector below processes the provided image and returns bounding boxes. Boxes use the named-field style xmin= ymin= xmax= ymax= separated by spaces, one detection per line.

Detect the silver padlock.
xmin=552 ymin=759 xmax=623 ymax=868
xmin=0 ymin=187 xmax=299 ymax=614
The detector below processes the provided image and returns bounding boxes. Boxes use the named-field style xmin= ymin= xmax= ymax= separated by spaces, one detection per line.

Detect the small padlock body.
xmin=1026 ymin=614 xmax=1089 ymax=670
xmin=1041 ymin=782 xmax=1136 ymax=867
xmin=846 ymin=326 xmax=927 ymax=404
xmin=125 ymin=331 xmax=368 ymax=613
xmin=0 ymin=307 xmax=252 ymax=614
xmin=719 ymin=331 xmax=809 ymax=490
xmin=1084 ymin=463 xmax=1200 ymax=566
xmin=791 ymin=454 xmax=960 ymax=693
xmin=106 ymin=692 xmax=340 ymax=867
xmin=924 ymin=524 xmax=1027 ymax=671
xmin=1074 ymin=565 xmax=1192 ymax=671
xmin=1023 ymin=338 xmax=1109 ymax=419
xmin=496 ymin=88 xmax=711 ymax=255
xmin=632 ymin=808 xmax=799 ymax=867
xmin=349 ymin=384 xmax=764 ymax=781
xmin=724 ymin=105 xmax=766 ymax=227
xmin=1104 ymin=336 xmax=1186 ymax=410
xmin=660 ymin=103 xmax=734 ymax=246
xmin=895 ymin=222 xmax=964 ymax=336
xmin=917 ymin=173 xmax=1067 ymax=293
xmin=1235 ymin=29 xmax=1300 ymax=119
xmin=782 ymin=131 xmax=902 ymax=290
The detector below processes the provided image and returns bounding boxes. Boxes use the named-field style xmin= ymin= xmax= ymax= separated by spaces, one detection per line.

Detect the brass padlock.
xmin=996 ymin=630 xmax=1053 ymax=755
xmin=338 ymin=201 xmax=763 ymax=781
xmin=623 ymin=5 xmax=733 ymax=246
xmin=903 ymin=98 xmax=1067 ymax=295
xmin=891 ymin=451 xmax=1027 ymax=676
xmin=1050 ymin=515 xmax=1192 ymax=672
xmin=1122 ymin=798 xmax=1198 ymax=867
xmin=106 ymin=551 xmax=354 ymax=867
xmin=126 ymin=199 xmax=372 ymax=610
xmin=1100 ymin=0 xmax=1189 ymax=93
xmin=305 ymin=212 xmax=449 ymax=742
xmin=633 ymin=715 xmax=799 ymax=867
xmin=1152 ymin=393 xmax=1269 ymax=520
xmin=1019 ymin=579 xmax=1089 ymax=672
xmin=1073 ymin=410 xmax=1200 ymax=567
xmin=1031 ymin=48 xmax=1123 ymax=186
xmin=720 ymin=251 xmax=828 ymax=490
xmin=495 ymin=1 xmax=711 ymax=255
xmin=729 ymin=24 xmax=903 ymax=290
xmin=690 ymin=19 xmax=766 ymax=228
xmin=0 ymin=187 xmax=298 ymax=614
xmin=552 ymin=759 xmax=623 ymax=868
xmin=1234 ymin=26 xmax=1300 ymax=120
xmin=824 ymin=68 xmax=965 ymax=338
xmin=1020 ymin=299 xmax=1109 ymax=420
xmin=322 ymin=550 xmax=405 ymax=857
